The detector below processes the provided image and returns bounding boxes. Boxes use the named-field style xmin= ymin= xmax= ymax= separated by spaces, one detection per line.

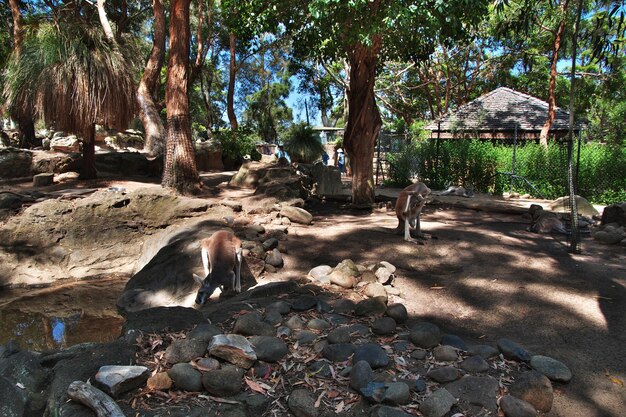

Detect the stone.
xmin=500 ymin=395 xmax=539 ymax=417
xmin=33 ymin=173 xmax=54 ymax=187
xmin=325 ymin=313 xmax=350 ymax=326
xmin=353 ymin=343 xmax=390 ymax=369
xmin=265 ymin=248 xmax=284 ymax=267
xmin=288 ymin=388 xmax=319 ymax=417
xmin=374 ymin=266 xmax=393 ymax=285
xmin=296 ymin=330 xmax=319 ymax=345
xmin=498 ymin=338 xmax=531 ymax=362
xmin=292 ymin=295 xmax=318 ymax=311
xmin=308 ymin=265 xmax=333 ymax=280
xmin=50 ymin=135 xmax=80 ymax=152
xmin=440 ymin=334 xmax=467 ymax=351
xmin=330 ymin=299 xmax=355 ymax=314
xmin=360 ymin=270 xmax=377 ymax=283
xmin=419 ymin=388 xmax=457 ymax=417
xmin=350 ymin=360 xmax=374 ymax=390
xmin=468 ymin=344 xmax=500 ymax=359
xmin=146 ymin=372 xmax=173 ymax=391
xmin=381 ymin=382 xmax=411 ymax=405
xmin=277 ymin=326 xmax=292 ymax=337
xmin=266 ymin=300 xmax=291 ymax=315
xmin=327 ymin=327 xmax=352 ymax=344
xmin=264 ymin=310 xmax=283 ymax=325
xmin=432 ymin=345 xmax=458 ymax=362
xmin=329 ymin=269 xmax=357 ymax=289
xmin=409 ymin=322 xmax=441 ymax=348
xmin=280 ymin=206 xmax=313 ymax=225
xmin=202 ymin=365 xmax=244 ymax=397
xmin=530 ymin=355 xmax=572 ymax=382
xmin=335 ymin=259 xmax=361 ymax=278
xmin=307 ymin=318 xmax=331 ymax=331
xmin=194 ymin=357 xmax=220 ymax=371
xmin=316 ymin=299 xmax=333 ymax=313
xmin=250 ymin=336 xmax=289 ymax=362
xmin=371 ymin=317 xmax=397 ymax=335
xmin=411 ymin=348 xmax=428 ymax=360
xmin=285 ymin=315 xmax=306 ymax=330
xmin=508 ymin=371 xmax=553 ymax=412
xmin=234 ymin=313 xmax=275 ymax=337
xmin=369 ymin=405 xmax=413 ymax=417
xmin=360 ymin=381 xmax=387 ymax=402
xmin=414 ymin=378 xmax=427 ymax=392
xmin=348 ymin=323 xmax=371 ymax=338
xmin=427 ymin=366 xmax=461 ymax=383
xmin=93 ymin=365 xmax=150 ymax=397
xmin=187 ymin=323 xmax=223 ymax=343
xmin=355 ymin=297 xmax=387 ymax=316
xmin=460 ymin=355 xmax=490 ymax=373
xmin=0 ymin=193 xmax=22 ymax=210
xmin=167 ymin=363 xmax=203 ymax=392
xmin=385 ymin=303 xmax=408 ymax=323
xmin=322 ymin=343 xmax=356 ymax=362
xmin=0 ymin=376 xmax=26 ymax=417
xmin=208 ymin=334 xmax=257 ymax=369
xmin=164 ymin=339 xmax=208 ymax=364
xmin=262 ymin=237 xmax=279 ymax=251
xmin=445 ymin=375 xmax=499 ymax=415
xmin=308 ymin=360 xmax=333 ymax=378
xmin=364 ymin=282 xmax=388 ymax=300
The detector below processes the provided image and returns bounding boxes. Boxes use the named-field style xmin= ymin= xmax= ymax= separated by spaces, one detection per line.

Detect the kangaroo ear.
xmin=192 ymin=273 xmax=204 ymax=285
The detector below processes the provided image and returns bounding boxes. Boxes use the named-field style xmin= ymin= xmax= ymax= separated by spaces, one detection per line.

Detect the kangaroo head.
xmin=192 ymin=271 xmax=235 ymax=305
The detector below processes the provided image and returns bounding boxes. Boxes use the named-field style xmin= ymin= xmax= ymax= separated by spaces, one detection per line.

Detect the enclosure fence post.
xmin=511 ymin=124 xmax=517 ymax=194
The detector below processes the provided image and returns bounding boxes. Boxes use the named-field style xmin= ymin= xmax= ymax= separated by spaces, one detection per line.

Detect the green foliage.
xmin=215 ymin=128 xmax=260 ymax=162
xmin=282 ymin=122 xmax=325 ymax=163
xmin=385 ymin=140 xmax=421 ymax=187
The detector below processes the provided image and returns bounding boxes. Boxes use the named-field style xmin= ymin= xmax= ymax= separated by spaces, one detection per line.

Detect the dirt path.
xmin=1 ymin=174 xmax=624 ymax=417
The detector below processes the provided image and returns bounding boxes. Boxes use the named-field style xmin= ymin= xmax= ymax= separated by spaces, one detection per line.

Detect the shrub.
xmin=215 ymin=128 xmax=259 ymax=164
xmin=282 ymin=122 xmax=325 ymax=163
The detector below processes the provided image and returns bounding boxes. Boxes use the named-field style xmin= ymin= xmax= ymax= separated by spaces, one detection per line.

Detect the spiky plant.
xmin=283 ymin=122 xmax=325 ymax=163
xmin=3 ymin=22 xmax=135 ymax=178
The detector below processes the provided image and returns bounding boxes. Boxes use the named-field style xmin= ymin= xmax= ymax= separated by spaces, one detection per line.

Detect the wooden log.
xmin=67 ymin=381 xmax=126 ymax=417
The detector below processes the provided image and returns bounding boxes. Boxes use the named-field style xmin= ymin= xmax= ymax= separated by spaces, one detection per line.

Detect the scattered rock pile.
xmin=593 ymin=202 xmax=626 ymax=246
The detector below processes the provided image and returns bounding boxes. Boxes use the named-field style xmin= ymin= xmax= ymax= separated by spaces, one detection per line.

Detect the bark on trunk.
xmin=81 ymin=124 xmax=97 ymax=179
xmin=162 ymin=0 xmax=199 ymax=193
xmin=96 ymin=0 xmax=115 ymax=40
xmin=138 ymin=0 xmax=166 ymax=159
xmin=540 ymin=0 xmax=570 ymax=146
xmin=8 ymin=0 xmax=24 ymax=54
xmin=227 ymin=32 xmax=238 ymax=130
xmin=344 ymin=40 xmax=382 ymax=205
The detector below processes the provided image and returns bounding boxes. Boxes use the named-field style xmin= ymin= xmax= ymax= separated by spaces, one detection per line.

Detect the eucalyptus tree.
xmin=282 ymin=0 xmax=506 ymax=204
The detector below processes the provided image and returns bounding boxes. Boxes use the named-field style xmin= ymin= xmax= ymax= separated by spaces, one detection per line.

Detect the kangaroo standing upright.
xmin=395 ymin=181 xmax=431 ymax=243
xmin=193 ymin=230 xmax=242 ymax=305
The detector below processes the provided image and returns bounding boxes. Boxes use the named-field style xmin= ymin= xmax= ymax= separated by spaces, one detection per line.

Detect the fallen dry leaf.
xmin=245 ymin=377 xmax=267 ymax=394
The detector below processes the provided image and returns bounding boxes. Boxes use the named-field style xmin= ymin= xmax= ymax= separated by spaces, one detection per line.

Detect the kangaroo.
xmin=192 ymin=230 xmax=243 ymax=305
xmin=395 ymin=181 xmax=431 ymax=242
xmin=527 ymin=204 xmax=568 ymax=234
xmin=439 ymin=184 xmax=474 ymax=198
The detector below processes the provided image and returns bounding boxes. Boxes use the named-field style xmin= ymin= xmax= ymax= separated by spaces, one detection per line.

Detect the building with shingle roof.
xmin=424 ymin=87 xmax=580 ymax=140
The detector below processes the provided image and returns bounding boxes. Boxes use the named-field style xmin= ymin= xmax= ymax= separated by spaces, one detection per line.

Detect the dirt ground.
xmin=1 ymin=171 xmax=624 ymax=417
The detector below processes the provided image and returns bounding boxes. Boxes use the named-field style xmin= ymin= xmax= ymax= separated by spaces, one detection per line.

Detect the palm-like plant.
xmin=283 ymin=122 xmax=325 ymax=163
xmin=3 ymin=22 xmax=135 ymax=178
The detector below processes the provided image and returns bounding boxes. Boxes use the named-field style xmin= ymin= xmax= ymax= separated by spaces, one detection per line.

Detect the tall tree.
xmin=162 ymin=0 xmax=199 ymax=193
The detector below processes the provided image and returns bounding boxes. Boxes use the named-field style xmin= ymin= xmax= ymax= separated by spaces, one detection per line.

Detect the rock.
xmin=353 ymin=343 xmax=390 ymax=369
xmin=264 ymin=310 xmax=283 ymax=325
xmin=549 ymin=195 xmax=599 ymax=217
xmin=322 ymin=343 xmax=356 ymax=362
xmin=146 ymin=372 xmax=173 ymax=391
xmin=440 ymin=334 xmax=467 ymax=351
xmin=364 ymin=283 xmax=388 ymax=300
xmin=330 ymin=299 xmax=355 ymax=314
xmin=392 ymin=340 xmax=411 ymax=352
xmin=371 ymin=317 xmax=397 ymax=335
xmin=202 ymin=365 xmax=244 ymax=397
xmin=445 ymin=375 xmax=499 ymax=415
xmin=307 ymin=163 xmax=343 ymax=196
xmin=277 ymin=326 xmax=291 ymax=337
xmin=265 ymin=248 xmax=284 ymax=267
xmin=0 ymin=376 xmax=26 ymax=417
xmin=295 ymin=330 xmax=319 ymax=345
xmin=385 ymin=304 xmax=408 ymax=323
xmin=377 ymin=261 xmax=396 ymax=274
xmin=329 ymin=269 xmax=357 ymax=289
xmin=234 ymin=313 xmax=275 ymax=337
xmin=369 ymin=405 xmax=413 ymax=417
xmin=382 ymin=382 xmax=411 ymax=405
xmin=50 ymin=135 xmax=80 ymax=152
xmin=164 ymin=339 xmax=208 ymax=364
xmin=530 ymin=355 xmax=572 ymax=382
xmin=335 ymin=259 xmax=361 ymax=278
xmin=325 ymin=313 xmax=350 ymax=326
xmin=288 ymin=388 xmax=319 ymax=417
xmin=93 ymin=365 xmax=150 ymax=398
xmin=414 ymin=378 xmax=427 ymax=392
xmin=508 ymin=370 xmax=553 ymax=412
xmin=498 ymin=338 xmax=531 ymax=362
xmin=419 ymin=388 xmax=457 ymax=417
xmin=348 ymin=323 xmax=371 ymax=338
xmin=500 ymin=395 xmax=538 ymax=417
xmin=316 ymin=299 xmax=333 ymax=313
xmin=208 ymin=334 xmax=257 ymax=369
xmin=266 ymin=300 xmax=291 ymax=315
xmin=409 ymin=322 xmax=441 ymax=348
xmin=33 ymin=173 xmax=54 ymax=187
xmin=350 ymin=360 xmax=374 ymax=390
xmin=355 ymin=297 xmax=387 ymax=316
xmin=327 ymin=327 xmax=352 ymax=344
xmin=360 ymin=270 xmax=377 ymax=283
xmin=187 ymin=323 xmax=223 ymax=343
xmin=0 ymin=193 xmax=23 ymax=210
xmin=468 ymin=344 xmax=500 ymax=359
xmin=427 ymin=366 xmax=461 ymax=383
xmin=432 ymin=345 xmax=458 ymax=362
xmin=593 ymin=226 xmax=624 ymax=244
xmin=308 ymin=265 xmax=333 ymax=280
xmin=411 ymin=348 xmax=428 ymax=360
xmin=308 ymin=360 xmax=333 ymax=378
xmin=373 ymin=265 xmax=393 ymax=285
xmin=292 ymin=295 xmax=318 ymax=311
xmin=262 ymin=237 xmax=279 ymax=251
xmin=167 ymin=363 xmax=203 ymax=392
xmin=460 ymin=355 xmax=490 ymax=373
xmin=307 ymin=318 xmax=331 ymax=331
xmin=250 ymin=336 xmax=289 ymax=362
xmin=194 ymin=357 xmax=220 ymax=371
xmin=285 ymin=315 xmax=305 ymax=330
xmin=601 ymin=202 xmax=626 ymax=226
xmin=0 ymin=348 xmax=50 ymax=415
xmin=280 ymin=206 xmax=313 ymax=225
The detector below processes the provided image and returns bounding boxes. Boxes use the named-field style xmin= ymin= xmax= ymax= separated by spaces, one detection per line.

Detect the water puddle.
xmin=0 ymin=309 xmax=124 ymax=351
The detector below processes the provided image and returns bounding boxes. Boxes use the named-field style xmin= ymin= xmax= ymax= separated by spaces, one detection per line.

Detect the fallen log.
xmin=67 ymin=381 xmax=126 ymax=417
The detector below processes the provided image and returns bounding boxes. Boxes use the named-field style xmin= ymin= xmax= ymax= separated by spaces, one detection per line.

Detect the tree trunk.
xmin=138 ymin=0 xmax=166 ymax=159
xmin=8 ymin=0 xmax=24 ymax=54
xmin=81 ymin=124 xmax=97 ymax=179
xmin=540 ymin=0 xmax=570 ymax=146
xmin=344 ymin=39 xmax=382 ymax=205
xmin=162 ymin=0 xmax=199 ymax=193
xmin=227 ymin=31 xmax=238 ymax=130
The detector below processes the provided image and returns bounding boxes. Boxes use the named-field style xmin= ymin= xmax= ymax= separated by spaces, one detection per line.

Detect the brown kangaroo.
xmin=192 ymin=230 xmax=242 ymax=305
xmin=395 ymin=181 xmax=431 ymax=242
